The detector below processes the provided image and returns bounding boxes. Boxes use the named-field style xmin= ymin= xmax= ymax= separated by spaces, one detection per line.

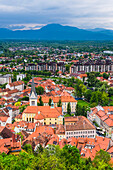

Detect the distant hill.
xmin=0 ymin=24 xmax=113 ymax=40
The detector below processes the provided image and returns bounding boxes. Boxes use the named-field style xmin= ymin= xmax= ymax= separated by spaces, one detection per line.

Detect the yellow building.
xmin=37 ymin=95 xmax=77 ymax=113
xmin=22 ymin=78 xmax=63 ymax=125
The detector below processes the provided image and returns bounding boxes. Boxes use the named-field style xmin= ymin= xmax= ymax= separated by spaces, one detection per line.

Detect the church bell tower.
xmin=29 ymin=77 xmax=37 ymax=106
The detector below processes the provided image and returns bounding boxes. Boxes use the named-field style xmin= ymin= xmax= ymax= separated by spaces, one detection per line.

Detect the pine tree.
xmin=67 ymin=102 xmax=71 ymax=115
xmin=48 ymin=98 xmax=52 ymax=106
xmin=38 ymin=96 xmax=44 ymax=106
xmin=57 ymin=99 xmax=62 ymax=107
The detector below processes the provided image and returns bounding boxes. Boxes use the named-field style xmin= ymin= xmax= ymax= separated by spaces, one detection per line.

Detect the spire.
xmin=29 ymin=77 xmax=37 ymax=106
xmin=30 ymin=77 xmax=37 ymax=97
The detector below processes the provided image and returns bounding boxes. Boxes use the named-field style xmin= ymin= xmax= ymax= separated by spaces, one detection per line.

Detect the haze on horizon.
xmin=0 ymin=0 xmax=113 ymax=30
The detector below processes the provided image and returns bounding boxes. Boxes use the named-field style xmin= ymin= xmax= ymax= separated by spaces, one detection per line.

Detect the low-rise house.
xmin=77 ymin=74 xmax=87 ymax=81
xmin=0 ymin=126 xmax=14 ymax=139
xmin=56 ymin=124 xmax=65 ymax=141
xmin=88 ymin=105 xmax=113 ymax=137
xmin=6 ymin=81 xmax=24 ymax=91
xmin=0 ymin=135 xmax=21 ymax=155
xmin=0 ymin=108 xmax=12 ymax=126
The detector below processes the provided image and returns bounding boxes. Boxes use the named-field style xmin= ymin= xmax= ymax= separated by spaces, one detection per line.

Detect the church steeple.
xmin=29 ymin=77 xmax=37 ymax=106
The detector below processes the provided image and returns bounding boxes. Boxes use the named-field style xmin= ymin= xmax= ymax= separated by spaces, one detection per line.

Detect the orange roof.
xmin=97 ymin=110 xmax=105 ymax=117
xmin=107 ymin=146 xmax=113 ymax=153
xmin=104 ymin=118 xmax=113 ymax=127
xmin=37 ymin=95 xmax=77 ymax=103
xmin=0 ymin=116 xmax=9 ymax=122
xmin=24 ymin=126 xmax=54 ymax=142
xmin=23 ymin=105 xmax=62 ymax=119
xmin=9 ymin=81 xmax=24 ymax=87
xmin=79 ymin=74 xmax=87 ymax=78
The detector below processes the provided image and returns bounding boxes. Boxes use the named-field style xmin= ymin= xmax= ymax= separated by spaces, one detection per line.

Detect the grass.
xmin=64 ymin=113 xmax=74 ymax=117
xmin=77 ymin=100 xmax=90 ymax=107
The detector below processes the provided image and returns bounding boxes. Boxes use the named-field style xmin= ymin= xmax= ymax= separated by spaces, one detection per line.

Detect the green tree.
xmin=108 ymin=87 xmax=113 ymax=97
xmin=48 ymin=98 xmax=52 ymax=106
xmin=93 ymin=149 xmax=111 ymax=168
xmin=57 ymin=99 xmax=62 ymax=107
xmin=35 ymin=86 xmax=44 ymax=95
xmin=87 ymin=72 xmax=97 ymax=87
xmin=67 ymin=102 xmax=71 ymax=115
xmin=13 ymin=72 xmax=17 ymax=82
xmin=75 ymin=83 xmax=86 ymax=98
xmin=101 ymin=92 xmax=109 ymax=106
xmin=61 ymin=145 xmax=80 ymax=169
xmin=23 ymin=144 xmax=33 ymax=154
xmin=90 ymin=91 xmax=101 ymax=105
xmin=76 ymin=103 xmax=90 ymax=117
xmin=38 ymin=96 xmax=44 ymax=106
xmin=65 ymin=64 xmax=71 ymax=73
xmin=84 ymin=89 xmax=92 ymax=102
xmin=103 ymin=73 xmax=109 ymax=79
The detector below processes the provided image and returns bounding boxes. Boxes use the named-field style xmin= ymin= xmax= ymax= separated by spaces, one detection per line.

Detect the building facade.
xmin=65 ymin=116 xmax=96 ymax=139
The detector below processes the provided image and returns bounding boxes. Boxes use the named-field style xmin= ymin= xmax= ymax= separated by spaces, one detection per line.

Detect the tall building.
xmin=29 ymin=77 xmax=37 ymax=106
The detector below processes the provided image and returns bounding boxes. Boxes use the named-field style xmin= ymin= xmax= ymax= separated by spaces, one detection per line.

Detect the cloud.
xmin=0 ymin=0 xmax=113 ymax=29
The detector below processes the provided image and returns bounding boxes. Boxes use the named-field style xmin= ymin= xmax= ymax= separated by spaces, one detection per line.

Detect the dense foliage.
xmin=0 ymin=144 xmax=112 ymax=170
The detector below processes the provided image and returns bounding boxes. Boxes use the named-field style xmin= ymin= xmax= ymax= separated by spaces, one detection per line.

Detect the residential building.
xmin=0 ymin=74 xmax=12 ymax=85
xmin=6 ymin=81 xmax=24 ymax=91
xmin=70 ymin=60 xmax=113 ymax=73
xmin=88 ymin=105 xmax=113 ymax=137
xmin=65 ymin=116 xmax=96 ymax=139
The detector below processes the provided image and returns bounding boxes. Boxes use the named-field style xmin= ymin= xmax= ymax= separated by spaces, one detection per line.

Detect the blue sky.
xmin=0 ymin=0 xmax=113 ymax=30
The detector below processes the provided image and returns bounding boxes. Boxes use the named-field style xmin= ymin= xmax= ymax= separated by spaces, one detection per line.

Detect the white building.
xmin=0 ymin=74 xmax=12 ymax=85
xmin=6 ymin=81 xmax=24 ymax=91
xmin=65 ymin=116 xmax=96 ymax=139
xmin=17 ymin=74 xmax=26 ymax=81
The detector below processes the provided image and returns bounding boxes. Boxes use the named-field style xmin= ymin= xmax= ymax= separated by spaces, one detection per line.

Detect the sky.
xmin=0 ymin=0 xmax=113 ymax=30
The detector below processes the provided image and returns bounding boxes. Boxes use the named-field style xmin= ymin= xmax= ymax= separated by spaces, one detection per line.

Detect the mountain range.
xmin=1 ymin=24 xmax=113 ymax=40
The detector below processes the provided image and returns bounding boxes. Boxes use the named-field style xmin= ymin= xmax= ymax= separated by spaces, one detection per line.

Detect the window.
xmin=30 ymin=118 xmax=31 ymax=122
xmin=44 ymin=122 xmax=46 ymax=125
xmin=55 ymin=122 xmax=57 ymax=124
xmin=27 ymin=118 xmax=28 ymax=121
xmin=31 ymin=101 xmax=35 ymax=106
xmin=50 ymin=119 xmax=51 ymax=120
xmin=50 ymin=122 xmax=51 ymax=124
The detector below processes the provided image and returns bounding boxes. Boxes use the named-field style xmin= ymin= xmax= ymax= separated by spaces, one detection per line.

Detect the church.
xmin=22 ymin=78 xmax=63 ymax=125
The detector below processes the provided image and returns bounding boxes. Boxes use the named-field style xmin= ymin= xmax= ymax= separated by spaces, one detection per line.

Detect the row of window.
xmin=66 ymin=131 xmax=95 ymax=135
xmin=44 ymin=122 xmax=57 ymax=125
xmin=44 ymin=118 xmax=57 ymax=120
xmin=66 ymin=135 xmax=95 ymax=139
xmin=26 ymin=118 xmax=34 ymax=122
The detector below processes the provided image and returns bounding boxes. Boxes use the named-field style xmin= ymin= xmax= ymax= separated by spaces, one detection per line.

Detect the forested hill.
xmin=0 ymin=24 xmax=113 ymax=40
